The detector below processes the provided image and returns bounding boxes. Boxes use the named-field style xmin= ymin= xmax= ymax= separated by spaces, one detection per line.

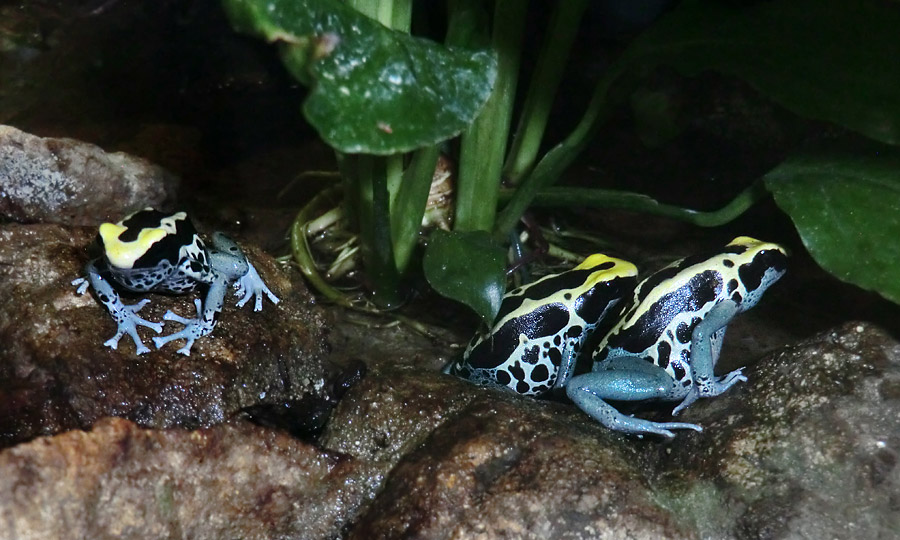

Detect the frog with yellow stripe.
xmin=73 ymin=208 xmax=279 ymax=355
xmin=448 ymin=237 xmax=787 ymax=438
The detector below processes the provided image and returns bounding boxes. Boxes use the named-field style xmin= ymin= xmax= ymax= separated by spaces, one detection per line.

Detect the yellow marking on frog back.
xmin=616 ymin=236 xmax=787 ymax=330
xmin=576 ymin=254 xmax=638 ymax=293
xmin=727 ymin=236 xmax=788 ymax=257
xmin=99 ymin=222 xmax=167 ymax=269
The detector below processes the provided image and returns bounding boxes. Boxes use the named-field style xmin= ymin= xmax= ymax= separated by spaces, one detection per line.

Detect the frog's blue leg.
xmin=553 ymin=338 xmax=580 ymax=390
xmin=72 ymin=262 xmax=163 ymax=355
xmin=671 ymin=300 xmax=746 ymax=416
xmin=567 ymin=364 xmax=703 ymax=438
xmin=153 ymin=233 xmax=251 ymax=356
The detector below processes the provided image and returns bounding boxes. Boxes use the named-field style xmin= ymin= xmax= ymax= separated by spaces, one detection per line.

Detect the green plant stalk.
xmin=503 ymin=0 xmax=588 ymax=185
xmin=385 ymin=154 xmax=404 ymax=206
xmin=345 ymin=154 xmax=403 ymax=307
xmin=453 ymin=0 xmax=527 ymax=232
xmin=503 ymin=179 xmax=769 ymax=227
xmin=339 ymin=0 xmax=413 ymax=306
xmin=391 ymin=145 xmax=441 ymax=273
xmin=493 ymin=62 xmax=625 ymax=238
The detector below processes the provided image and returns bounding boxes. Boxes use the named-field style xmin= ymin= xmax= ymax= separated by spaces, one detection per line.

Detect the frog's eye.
xmin=739 ymin=248 xmax=788 ymax=294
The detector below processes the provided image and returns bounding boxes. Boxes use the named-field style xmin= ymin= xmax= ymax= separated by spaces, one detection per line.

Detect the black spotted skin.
xmin=593 ymin=236 xmax=788 ymax=387
xmin=446 ymin=254 xmax=638 ymax=396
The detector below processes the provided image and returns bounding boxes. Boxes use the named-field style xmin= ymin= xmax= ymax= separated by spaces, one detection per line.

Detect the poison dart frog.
xmin=444 ymin=254 xmax=639 ymax=396
xmin=72 ymin=208 xmax=279 ymax=355
xmin=566 ymin=236 xmax=787 ymax=437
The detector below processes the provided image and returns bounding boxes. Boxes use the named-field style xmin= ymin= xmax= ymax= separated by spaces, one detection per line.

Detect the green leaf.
xmin=765 ymin=152 xmax=900 ymax=305
xmin=222 ymin=0 xmax=497 ymax=154
xmin=623 ymin=0 xmax=900 ymax=145
xmin=423 ymin=230 xmax=506 ymax=324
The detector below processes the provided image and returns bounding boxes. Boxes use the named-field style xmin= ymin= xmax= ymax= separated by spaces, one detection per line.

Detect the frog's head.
xmin=98 ymin=208 xmax=194 ymax=270
xmin=726 ymin=236 xmax=788 ymax=309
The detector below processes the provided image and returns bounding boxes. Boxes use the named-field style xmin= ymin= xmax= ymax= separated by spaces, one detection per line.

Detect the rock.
xmin=0 ymin=417 xmax=379 ymax=540
xmin=0 ymin=222 xmax=331 ymax=448
xmin=321 ymin=322 xmax=900 ymax=539
xmin=657 ymin=321 xmax=900 ymax=539
xmin=2 ymin=317 xmax=896 ymax=538
xmin=0 ymin=124 xmax=178 ymax=226
xmin=323 ymin=370 xmax=695 ymax=540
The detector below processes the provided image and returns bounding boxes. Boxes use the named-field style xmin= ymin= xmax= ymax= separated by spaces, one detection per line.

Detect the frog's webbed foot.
xmin=102 ymin=299 xmax=164 ymax=355
xmin=73 ymin=276 xmax=162 ymax=355
xmin=671 ymin=368 xmax=747 ymax=416
xmin=152 ymin=298 xmax=213 ymax=356
xmin=233 ymin=261 xmax=279 ymax=311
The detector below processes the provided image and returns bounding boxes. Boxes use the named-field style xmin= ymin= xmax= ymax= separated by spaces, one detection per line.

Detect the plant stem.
xmin=391 ymin=145 xmax=441 ymax=273
xmin=503 ymin=0 xmax=588 ymax=185
xmin=493 ymin=61 xmax=626 ymax=238
xmin=454 ymin=0 xmax=527 ymax=232
xmin=345 ymin=154 xmax=403 ymax=307
xmin=503 ymin=179 xmax=770 ymax=227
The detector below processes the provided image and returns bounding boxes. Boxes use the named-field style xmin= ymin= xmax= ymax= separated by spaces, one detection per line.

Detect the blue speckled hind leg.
xmin=672 ymin=300 xmax=746 ymax=416
xmin=72 ymin=261 xmax=163 ymax=355
xmin=567 ymin=369 xmax=702 ymax=438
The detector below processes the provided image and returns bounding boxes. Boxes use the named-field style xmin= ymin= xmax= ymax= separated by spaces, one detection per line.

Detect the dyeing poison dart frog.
xmin=566 ymin=236 xmax=787 ymax=437
xmin=72 ymin=208 xmax=279 ymax=356
xmin=444 ymin=254 xmax=638 ymax=396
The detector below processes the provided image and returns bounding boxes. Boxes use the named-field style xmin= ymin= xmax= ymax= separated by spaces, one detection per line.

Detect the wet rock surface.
xmin=325 ymin=371 xmax=694 ymax=540
xmin=0 ymin=124 xmax=178 ymax=225
xmin=656 ymin=321 xmax=900 ymax=539
xmin=318 ymin=321 xmax=900 ymax=539
xmin=0 ymin=315 xmax=898 ymax=538
xmin=0 ymin=222 xmax=330 ymax=448
xmin=0 ymin=417 xmax=378 ymax=540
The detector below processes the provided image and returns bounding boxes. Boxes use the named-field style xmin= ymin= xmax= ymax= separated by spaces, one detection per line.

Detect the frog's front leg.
xmin=671 ymin=300 xmax=747 ymax=416
xmin=72 ymin=261 xmax=163 ymax=355
xmin=566 ymin=365 xmax=702 ymax=438
xmin=210 ymin=232 xmax=279 ymax=310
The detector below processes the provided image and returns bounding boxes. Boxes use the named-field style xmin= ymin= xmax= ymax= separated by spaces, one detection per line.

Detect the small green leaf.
xmin=222 ymin=0 xmax=497 ymax=154
xmin=624 ymin=0 xmax=900 ymax=145
xmin=765 ymin=152 xmax=900 ymax=305
xmin=423 ymin=230 xmax=506 ymax=324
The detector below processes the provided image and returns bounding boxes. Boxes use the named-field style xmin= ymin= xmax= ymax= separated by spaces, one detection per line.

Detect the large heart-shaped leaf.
xmin=222 ymin=0 xmax=497 ymax=154
xmin=765 ymin=152 xmax=900 ymax=305
xmin=423 ymin=229 xmax=506 ymax=325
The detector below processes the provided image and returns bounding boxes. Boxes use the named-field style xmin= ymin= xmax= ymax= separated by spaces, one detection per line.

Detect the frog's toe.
xmin=103 ymin=335 xmax=121 ymax=350
xmin=671 ymin=389 xmax=701 ymax=416
xmin=655 ymin=422 xmax=703 ymax=438
xmin=72 ymin=277 xmax=90 ymax=295
xmin=104 ymin=327 xmax=150 ymax=355
xmin=234 ymin=263 xmax=279 ymax=310
xmin=153 ymin=331 xmax=197 ymax=355
xmin=719 ymin=368 xmax=748 ymax=388
xmin=162 ymin=310 xmax=194 ymax=326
